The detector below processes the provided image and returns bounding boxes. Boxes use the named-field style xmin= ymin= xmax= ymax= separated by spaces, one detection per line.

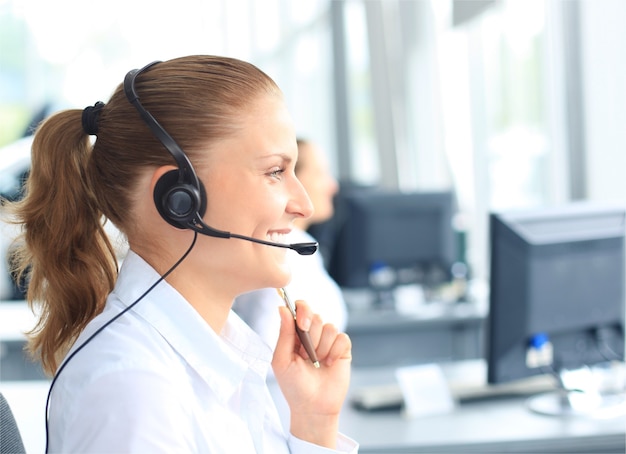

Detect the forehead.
xmin=203 ymin=95 xmax=297 ymax=165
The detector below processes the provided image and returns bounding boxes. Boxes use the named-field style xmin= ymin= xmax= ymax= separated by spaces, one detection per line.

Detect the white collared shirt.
xmin=48 ymin=250 xmax=358 ymax=453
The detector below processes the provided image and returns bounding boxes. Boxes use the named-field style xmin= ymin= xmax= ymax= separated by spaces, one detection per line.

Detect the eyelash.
xmin=268 ymin=167 xmax=286 ymax=180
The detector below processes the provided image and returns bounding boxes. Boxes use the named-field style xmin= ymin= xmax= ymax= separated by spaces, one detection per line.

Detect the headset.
xmin=124 ymin=60 xmax=318 ymax=255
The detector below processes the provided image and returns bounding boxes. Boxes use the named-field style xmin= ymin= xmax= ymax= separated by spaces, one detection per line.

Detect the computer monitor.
xmin=327 ymin=187 xmax=457 ymax=290
xmin=487 ymin=202 xmax=625 ymax=414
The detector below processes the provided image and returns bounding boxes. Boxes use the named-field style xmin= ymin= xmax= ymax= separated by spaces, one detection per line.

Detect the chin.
xmin=269 ymin=263 xmax=292 ymax=289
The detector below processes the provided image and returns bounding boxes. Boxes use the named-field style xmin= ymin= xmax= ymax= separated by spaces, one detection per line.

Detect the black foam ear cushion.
xmin=153 ymin=169 xmax=207 ymax=229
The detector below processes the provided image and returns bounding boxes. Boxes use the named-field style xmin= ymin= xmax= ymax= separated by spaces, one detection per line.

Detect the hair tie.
xmin=81 ymin=101 xmax=105 ymax=136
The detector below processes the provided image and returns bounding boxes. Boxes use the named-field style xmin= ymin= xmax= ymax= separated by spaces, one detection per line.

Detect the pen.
xmin=276 ymin=288 xmax=320 ymax=368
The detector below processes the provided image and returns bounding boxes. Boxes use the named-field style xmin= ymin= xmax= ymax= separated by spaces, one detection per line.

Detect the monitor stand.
xmin=526 ymin=366 xmax=626 ymax=418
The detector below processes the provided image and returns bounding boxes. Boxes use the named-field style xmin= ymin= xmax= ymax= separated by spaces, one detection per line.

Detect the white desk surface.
xmin=338 ymin=385 xmax=625 ymax=453
xmin=2 ymin=365 xmax=625 ymax=454
xmin=268 ymin=360 xmax=626 ymax=453
xmin=341 ymin=363 xmax=625 ymax=453
xmin=0 ymin=300 xmax=37 ymax=342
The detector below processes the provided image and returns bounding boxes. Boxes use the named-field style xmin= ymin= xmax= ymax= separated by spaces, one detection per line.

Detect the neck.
xmin=165 ymin=265 xmax=234 ymax=333
xmin=134 ymin=242 xmax=235 ymax=334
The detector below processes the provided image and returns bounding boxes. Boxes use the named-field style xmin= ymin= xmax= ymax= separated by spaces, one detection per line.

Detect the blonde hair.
xmin=6 ymin=55 xmax=281 ymax=374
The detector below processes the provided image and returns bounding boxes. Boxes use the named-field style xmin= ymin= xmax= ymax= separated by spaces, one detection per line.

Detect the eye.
xmin=268 ymin=167 xmax=286 ymax=180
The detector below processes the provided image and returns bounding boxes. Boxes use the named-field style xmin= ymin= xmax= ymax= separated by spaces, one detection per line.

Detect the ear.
xmin=149 ymin=165 xmax=178 ymax=194
xmin=152 ymin=165 xmax=187 ymax=229
xmin=151 ymin=165 xmax=208 ymax=229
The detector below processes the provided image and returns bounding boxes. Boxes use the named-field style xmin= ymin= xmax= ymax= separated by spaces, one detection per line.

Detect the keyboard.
xmin=350 ymin=374 xmax=557 ymax=411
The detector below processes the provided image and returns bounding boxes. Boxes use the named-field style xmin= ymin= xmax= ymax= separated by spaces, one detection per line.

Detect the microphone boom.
xmin=189 ymin=217 xmax=318 ymax=255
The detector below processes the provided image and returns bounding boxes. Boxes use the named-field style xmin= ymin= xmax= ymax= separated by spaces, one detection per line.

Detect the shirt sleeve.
xmin=287 ymin=432 xmax=359 ymax=454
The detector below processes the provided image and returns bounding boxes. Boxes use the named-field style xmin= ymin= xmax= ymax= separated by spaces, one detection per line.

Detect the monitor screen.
xmin=327 ymin=187 xmax=457 ymax=289
xmin=487 ymin=202 xmax=626 ymax=385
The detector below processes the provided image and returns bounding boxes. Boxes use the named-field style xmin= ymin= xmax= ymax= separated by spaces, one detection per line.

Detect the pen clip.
xmin=277 ymin=288 xmax=297 ymax=318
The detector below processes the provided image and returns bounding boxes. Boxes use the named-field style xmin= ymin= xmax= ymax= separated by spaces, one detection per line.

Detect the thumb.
xmin=272 ymin=306 xmax=297 ymax=370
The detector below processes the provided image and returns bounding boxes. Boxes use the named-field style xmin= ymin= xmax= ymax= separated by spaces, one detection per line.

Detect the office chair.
xmin=0 ymin=392 xmax=26 ymax=454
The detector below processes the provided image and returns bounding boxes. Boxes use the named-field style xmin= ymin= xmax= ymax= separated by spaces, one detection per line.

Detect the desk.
xmin=340 ymin=396 xmax=625 ymax=453
xmin=0 ymin=300 xmax=36 ymax=342
xmin=340 ymin=365 xmax=626 ymax=453
xmin=0 ymin=300 xmax=46 ymax=380
xmin=267 ymin=360 xmax=626 ymax=453
xmin=5 ymin=368 xmax=625 ymax=454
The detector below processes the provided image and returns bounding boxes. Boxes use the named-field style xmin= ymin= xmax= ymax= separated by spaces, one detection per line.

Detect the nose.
xmin=287 ymin=177 xmax=314 ymax=219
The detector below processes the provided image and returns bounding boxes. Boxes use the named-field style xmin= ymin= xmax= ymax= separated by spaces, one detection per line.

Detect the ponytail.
xmin=5 ymin=55 xmax=283 ymax=375
xmin=7 ymin=110 xmax=117 ymax=375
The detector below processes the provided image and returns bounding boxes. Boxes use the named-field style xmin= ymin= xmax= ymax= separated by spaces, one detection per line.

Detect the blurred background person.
xmin=234 ymin=138 xmax=348 ymax=350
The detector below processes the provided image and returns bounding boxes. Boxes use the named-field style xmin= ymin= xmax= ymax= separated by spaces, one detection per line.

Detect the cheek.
xmin=204 ymin=175 xmax=260 ymax=227
xmin=244 ymin=190 xmax=288 ymax=232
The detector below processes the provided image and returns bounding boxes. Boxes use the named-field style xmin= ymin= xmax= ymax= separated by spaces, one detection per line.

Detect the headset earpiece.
xmin=154 ymin=169 xmax=207 ymax=229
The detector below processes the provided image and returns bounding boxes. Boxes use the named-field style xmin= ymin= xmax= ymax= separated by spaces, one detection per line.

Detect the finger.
xmin=313 ymin=323 xmax=339 ymax=361
xmin=323 ymin=332 xmax=352 ymax=367
xmin=294 ymin=300 xmax=313 ymax=332
xmin=298 ymin=313 xmax=322 ymax=359
xmin=272 ymin=305 xmax=298 ymax=369
xmin=306 ymin=313 xmax=324 ymax=345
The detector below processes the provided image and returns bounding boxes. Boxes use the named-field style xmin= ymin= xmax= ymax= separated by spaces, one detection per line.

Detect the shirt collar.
xmin=113 ymin=250 xmax=274 ymax=403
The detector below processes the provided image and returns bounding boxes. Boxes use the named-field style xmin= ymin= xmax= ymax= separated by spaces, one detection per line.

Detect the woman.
xmin=234 ymin=138 xmax=348 ymax=350
xmin=8 ymin=56 xmax=357 ymax=453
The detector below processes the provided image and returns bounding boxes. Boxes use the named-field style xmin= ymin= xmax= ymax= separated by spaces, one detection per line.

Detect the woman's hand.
xmin=272 ymin=300 xmax=352 ymax=449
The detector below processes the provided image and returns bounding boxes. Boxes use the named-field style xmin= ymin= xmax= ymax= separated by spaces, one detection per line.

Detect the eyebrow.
xmin=256 ymin=152 xmax=294 ymax=164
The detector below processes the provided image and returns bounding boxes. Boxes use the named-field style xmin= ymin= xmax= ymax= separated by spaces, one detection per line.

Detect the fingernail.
xmin=302 ymin=317 xmax=311 ymax=331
